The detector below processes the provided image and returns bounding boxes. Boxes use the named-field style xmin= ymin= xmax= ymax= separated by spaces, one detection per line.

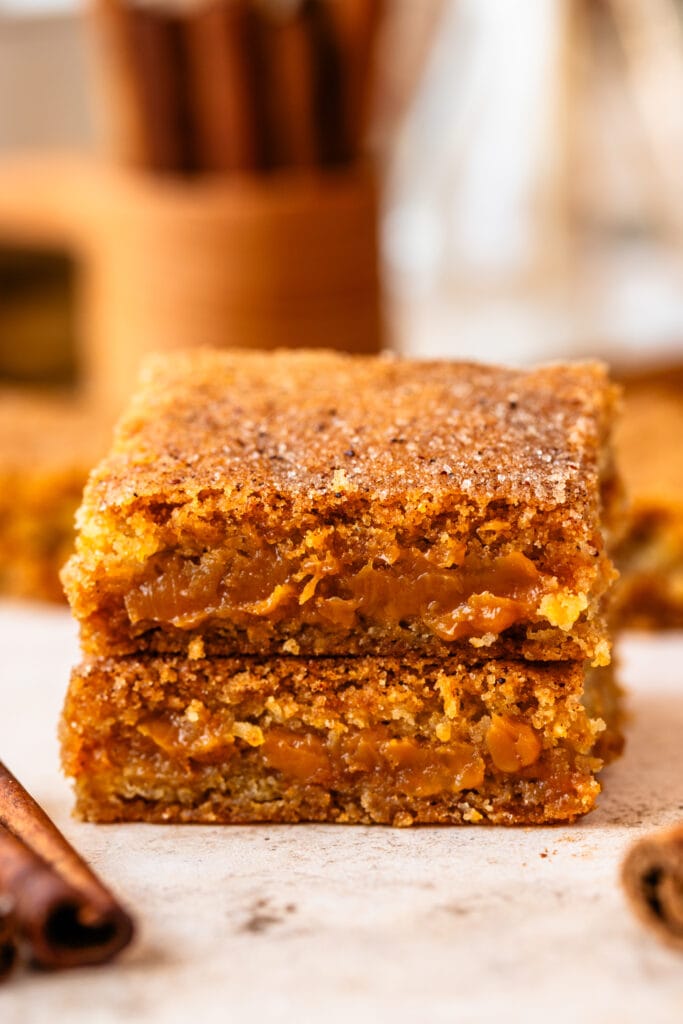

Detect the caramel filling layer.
xmin=124 ymin=714 xmax=599 ymax=822
xmin=124 ymin=544 xmax=580 ymax=642
xmin=262 ymin=726 xmax=487 ymax=797
xmin=135 ymin=717 xmax=548 ymax=799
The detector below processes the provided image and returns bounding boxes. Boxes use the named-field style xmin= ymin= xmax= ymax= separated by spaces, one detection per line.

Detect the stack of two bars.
xmin=60 ymin=350 xmax=623 ymax=826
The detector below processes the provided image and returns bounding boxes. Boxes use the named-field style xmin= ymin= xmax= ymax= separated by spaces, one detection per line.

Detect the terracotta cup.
xmin=0 ymin=154 xmax=382 ymax=414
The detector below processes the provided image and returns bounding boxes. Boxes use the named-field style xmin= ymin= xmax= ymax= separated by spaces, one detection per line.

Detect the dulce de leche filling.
xmin=133 ymin=713 xmax=583 ymax=804
xmin=136 ymin=716 xmax=542 ymax=797
xmin=261 ymin=726 xmax=487 ymax=797
xmin=124 ymin=540 xmax=581 ymax=642
xmin=259 ymin=724 xmax=586 ymax=817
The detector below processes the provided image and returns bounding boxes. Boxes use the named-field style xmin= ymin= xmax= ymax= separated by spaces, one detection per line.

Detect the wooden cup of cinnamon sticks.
xmin=0 ymin=760 xmax=133 ymax=979
xmin=89 ymin=0 xmax=388 ymax=394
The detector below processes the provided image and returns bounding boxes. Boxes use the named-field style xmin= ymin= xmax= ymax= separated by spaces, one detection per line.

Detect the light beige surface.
xmin=0 ymin=603 xmax=682 ymax=1023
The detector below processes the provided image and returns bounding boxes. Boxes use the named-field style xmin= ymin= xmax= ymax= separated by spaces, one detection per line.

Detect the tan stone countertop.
xmin=1 ymin=603 xmax=682 ymax=1023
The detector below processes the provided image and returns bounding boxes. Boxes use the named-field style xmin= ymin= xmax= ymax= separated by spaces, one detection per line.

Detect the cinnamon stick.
xmin=126 ymin=4 xmax=195 ymax=173
xmin=186 ymin=0 xmax=261 ymax=173
xmin=622 ymin=824 xmax=683 ymax=952
xmin=94 ymin=0 xmax=149 ymax=165
xmin=94 ymin=0 xmax=194 ymax=173
xmin=307 ymin=0 xmax=351 ymax=166
xmin=258 ymin=0 xmax=319 ymax=169
xmin=0 ymin=897 xmax=18 ymax=981
xmin=0 ymin=761 xmax=134 ymax=970
xmin=328 ymin=0 xmax=384 ymax=154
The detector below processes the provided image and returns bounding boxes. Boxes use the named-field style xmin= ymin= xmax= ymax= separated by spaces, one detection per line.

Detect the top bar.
xmin=63 ymin=349 xmax=619 ymax=662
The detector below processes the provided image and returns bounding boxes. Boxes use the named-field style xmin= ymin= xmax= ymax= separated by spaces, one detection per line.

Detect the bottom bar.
xmin=60 ymin=656 xmax=623 ymax=827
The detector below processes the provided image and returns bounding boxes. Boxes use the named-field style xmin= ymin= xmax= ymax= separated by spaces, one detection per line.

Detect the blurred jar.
xmin=382 ymin=0 xmax=683 ymax=371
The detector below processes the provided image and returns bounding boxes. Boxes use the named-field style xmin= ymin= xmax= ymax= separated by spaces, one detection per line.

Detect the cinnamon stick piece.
xmin=328 ymin=0 xmax=384 ymax=154
xmin=307 ymin=0 xmax=351 ymax=166
xmin=0 ymin=897 xmax=18 ymax=981
xmin=186 ymin=0 xmax=265 ymax=173
xmin=0 ymin=761 xmax=134 ymax=969
xmin=94 ymin=0 xmax=194 ymax=173
xmin=622 ymin=824 xmax=683 ymax=951
xmin=257 ymin=0 xmax=319 ymax=169
xmin=125 ymin=4 xmax=195 ymax=173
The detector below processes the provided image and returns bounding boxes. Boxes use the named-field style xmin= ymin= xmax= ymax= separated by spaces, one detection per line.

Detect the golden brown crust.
xmin=77 ymin=349 xmax=615 ymax=512
xmin=60 ymin=653 xmax=622 ymax=827
xmin=63 ymin=350 xmax=618 ymax=658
